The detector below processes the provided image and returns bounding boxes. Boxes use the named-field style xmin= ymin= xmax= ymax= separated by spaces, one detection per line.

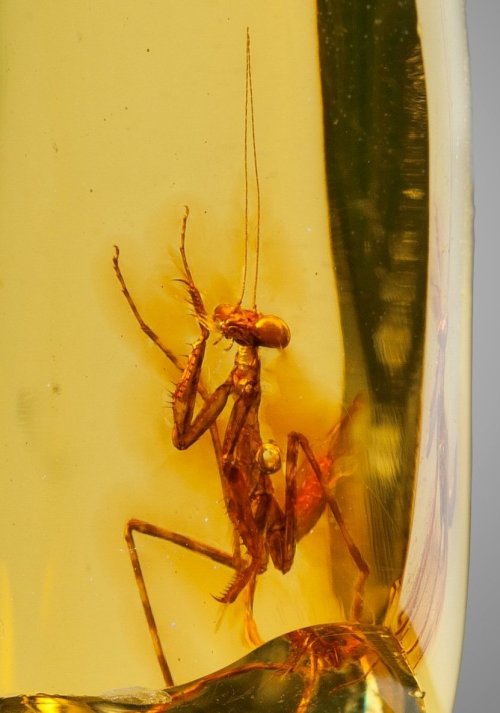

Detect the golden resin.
xmin=0 ymin=1 xmax=471 ymax=712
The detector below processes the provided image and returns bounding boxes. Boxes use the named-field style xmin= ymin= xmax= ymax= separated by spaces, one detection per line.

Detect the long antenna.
xmin=238 ymin=28 xmax=261 ymax=309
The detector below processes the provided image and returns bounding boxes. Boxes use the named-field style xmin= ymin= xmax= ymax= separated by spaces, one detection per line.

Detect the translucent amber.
xmin=0 ymin=2 xmax=471 ymax=712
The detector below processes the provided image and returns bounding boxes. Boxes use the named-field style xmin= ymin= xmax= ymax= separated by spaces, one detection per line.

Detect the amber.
xmin=0 ymin=2 xmax=471 ymax=713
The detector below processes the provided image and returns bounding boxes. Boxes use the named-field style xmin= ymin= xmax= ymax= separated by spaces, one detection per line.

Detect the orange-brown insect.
xmin=113 ymin=30 xmax=369 ymax=689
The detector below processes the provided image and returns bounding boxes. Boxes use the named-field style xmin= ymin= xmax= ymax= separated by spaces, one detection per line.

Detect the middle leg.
xmin=125 ymin=518 xmax=239 ymax=686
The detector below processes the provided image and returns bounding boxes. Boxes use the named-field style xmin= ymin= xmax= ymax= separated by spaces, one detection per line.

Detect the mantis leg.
xmin=113 ymin=245 xmax=185 ymax=372
xmin=285 ymin=432 xmax=370 ymax=621
xmin=177 ymin=206 xmax=210 ymax=328
xmin=113 ymin=242 xmax=224 ymax=465
xmin=114 ymin=241 xmax=230 ymax=450
xmin=171 ymin=336 xmax=234 ymax=449
xmin=124 ymin=518 xmax=238 ymax=687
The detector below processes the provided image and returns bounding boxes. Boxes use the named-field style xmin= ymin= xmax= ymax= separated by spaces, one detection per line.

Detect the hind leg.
xmin=286 ymin=432 xmax=370 ymax=621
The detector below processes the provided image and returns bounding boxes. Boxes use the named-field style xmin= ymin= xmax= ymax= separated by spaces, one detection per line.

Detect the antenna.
xmin=238 ymin=28 xmax=262 ymax=309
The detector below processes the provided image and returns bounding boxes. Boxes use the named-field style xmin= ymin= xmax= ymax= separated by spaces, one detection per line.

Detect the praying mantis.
xmin=112 ymin=30 xmax=369 ymax=690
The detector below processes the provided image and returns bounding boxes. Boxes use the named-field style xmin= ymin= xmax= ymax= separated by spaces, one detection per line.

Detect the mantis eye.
xmin=255 ymin=315 xmax=291 ymax=349
xmin=256 ymin=442 xmax=282 ymax=475
xmin=213 ymin=303 xmax=237 ymax=324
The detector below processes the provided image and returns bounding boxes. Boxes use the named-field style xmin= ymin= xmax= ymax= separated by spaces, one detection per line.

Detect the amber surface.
xmin=0 ymin=625 xmax=425 ymax=713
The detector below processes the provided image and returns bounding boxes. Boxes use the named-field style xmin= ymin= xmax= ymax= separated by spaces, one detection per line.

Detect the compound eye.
xmin=255 ymin=316 xmax=291 ymax=349
xmin=213 ymin=304 xmax=235 ymax=324
xmin=256 ymin=442 xmax=282 ymax=475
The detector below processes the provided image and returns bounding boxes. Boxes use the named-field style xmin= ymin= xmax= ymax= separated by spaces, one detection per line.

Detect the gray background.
xmin=454 ymin=1 xmax=499 ymax=711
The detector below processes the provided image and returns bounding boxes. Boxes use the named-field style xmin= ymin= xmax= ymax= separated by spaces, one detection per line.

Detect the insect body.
xmin=113 ymin=207 xmax=369 ymax=686
xmin=112 ymin=31 xmax=369 ymax=689
xmin=171 ymin=215 xmax=369 ymax=613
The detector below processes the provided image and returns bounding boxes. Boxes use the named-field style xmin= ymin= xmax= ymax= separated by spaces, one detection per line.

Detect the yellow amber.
xmin=0 ymin=2 xmax=471 ymax=712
